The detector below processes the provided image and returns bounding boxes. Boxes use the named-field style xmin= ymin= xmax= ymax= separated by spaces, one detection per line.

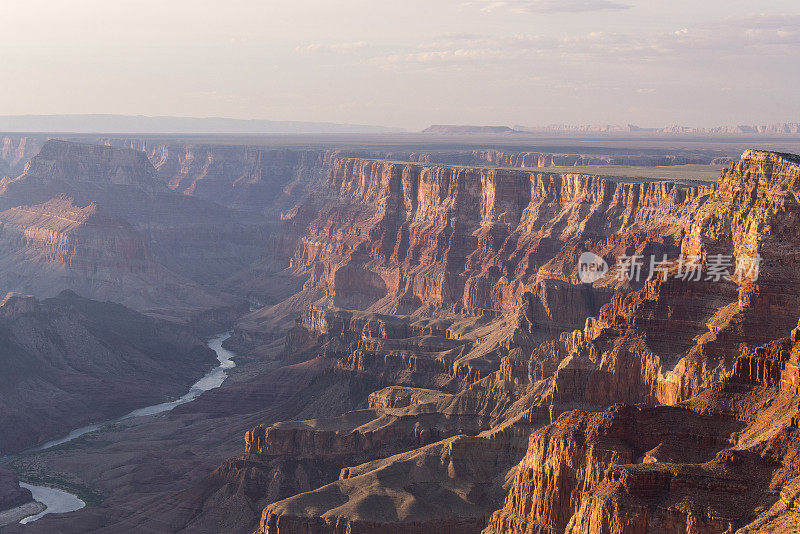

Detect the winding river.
xmin=16 ymin=332 xmax=237 ymax=524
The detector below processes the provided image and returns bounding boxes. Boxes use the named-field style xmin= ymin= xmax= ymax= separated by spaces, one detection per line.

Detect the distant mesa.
xmin=0 ymin=139 xmax=251 ymax=321
xmin=421 ymin=125 xmax=518 ymax=135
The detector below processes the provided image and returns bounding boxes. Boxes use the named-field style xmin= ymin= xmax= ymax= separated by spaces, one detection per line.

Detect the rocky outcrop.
xmin=0 ymin=195 xmax=236 ymax=317
xmin=0 ymin=136 xmax=45 ymax=177
xmin=244 ymin=405 xmax=483 ymax=461
xmin=367 ymin=386 xmax=454 ymax=410
xmin=153 ymin=295 xmax=547 ymax=533
xmin=483 ymin=150 xmax=800 ymax=533
xmin=487 ymin=332 xmax=800 ymax=534
xmin=486 ymin=404 xmax=744 ymax=534
xmin=682 ymin=150 xmax=800 ymax=339
xmin=283 ymin=305 xmax=492 ymax=386
xmin=0 ymin=140 xmax=265 ymax=289
xmin=495 ymin=150 xmax=800 ymax=411
xmin=0 ymin=290 xmax=216 ymax=454
xmin=143 ymin=144 xmax=335 ymax=210
xmin=0 ymin=469 xmax=32 ymax=513
xmin=257 ymin=434 xmax=521 ymax=534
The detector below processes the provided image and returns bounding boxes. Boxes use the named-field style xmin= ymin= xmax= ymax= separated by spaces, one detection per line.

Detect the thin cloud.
xmin=372 ymin=48 xmax=504 ymax=65
xmin=370 ymin=15 xmax=800 ymax=69
xmin=478 ymin=0 xmax=631 ymax=14
xmin=295 ymin=41 xmax=368 ymax=54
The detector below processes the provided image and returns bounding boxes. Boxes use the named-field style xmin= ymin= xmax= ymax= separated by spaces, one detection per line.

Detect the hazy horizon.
xmin=2 ymin=0 xmax=799 ymax=130
xmin=2 ymin=113 xmax=800 ymax=135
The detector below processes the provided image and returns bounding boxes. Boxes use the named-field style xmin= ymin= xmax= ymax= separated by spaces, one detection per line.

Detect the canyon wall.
xmin=288 ymin=157 xmax=710 ymax=317
xmin=487 ymin=324 xmax=800 ymax=534
xmin=0 ymin=136 xmax=45 ymax=178
xmin=484 ymin=151 xmax=800 ymax=534
xmin=496 ymin=151 xmax=800 ymax=411
xmin=0 ymin=195 xmax=239 ymax=318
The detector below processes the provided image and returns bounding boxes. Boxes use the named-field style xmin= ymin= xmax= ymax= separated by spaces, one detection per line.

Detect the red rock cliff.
xmin=291 ymin=158 xmax=709 ymax=317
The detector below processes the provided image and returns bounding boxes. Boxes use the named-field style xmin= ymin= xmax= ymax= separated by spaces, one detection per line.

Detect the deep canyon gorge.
xmin=1 ymin=133 xmax=800 ymax=534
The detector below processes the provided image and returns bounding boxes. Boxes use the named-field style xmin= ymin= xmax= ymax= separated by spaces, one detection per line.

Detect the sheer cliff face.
xmin=486 ymin=399 xmax=788 ymax=534
xmin=683 ymin=150 xmax=800 ymax=337
xmin=512 ymin=151 xmax=800 ymax=411
xmin=290 ymin=158 xmax=708 ymax=319
xmin=602 ymin=151 xmax=800 ymax=403
xmin=487 ymin=327 xmax=800 ymax=534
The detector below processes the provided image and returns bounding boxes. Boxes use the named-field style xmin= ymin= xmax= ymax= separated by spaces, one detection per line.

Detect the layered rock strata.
xmin=0 ymin=196 xmax=229 ymax=314
xmin=486 ymin=325 xmax=800 ymax=534
xmin=0 ymin=140 xmax=254 ymax=319
xmin=256 ymin=157 xmax=710 ymax=330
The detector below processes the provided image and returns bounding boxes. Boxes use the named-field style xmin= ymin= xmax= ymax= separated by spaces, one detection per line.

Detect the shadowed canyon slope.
xmin=0 ymin=290 xmax=216 ymax=454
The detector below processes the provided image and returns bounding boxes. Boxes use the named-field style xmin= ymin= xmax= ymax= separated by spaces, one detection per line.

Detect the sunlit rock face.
xmin=288 ymin=157 xmax=709 ymax=315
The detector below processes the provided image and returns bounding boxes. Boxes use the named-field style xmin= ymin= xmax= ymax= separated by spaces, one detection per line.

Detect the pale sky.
xmin=1 ymin=0 xmax=799 ymax=130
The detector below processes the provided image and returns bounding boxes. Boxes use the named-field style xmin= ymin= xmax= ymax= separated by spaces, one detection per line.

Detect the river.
xmin=15 ymin=332 xmax=236 ymax=524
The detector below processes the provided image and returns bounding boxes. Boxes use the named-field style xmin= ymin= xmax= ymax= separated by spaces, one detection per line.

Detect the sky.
xmin=1 ymin=0 xmax=799 ymax=131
